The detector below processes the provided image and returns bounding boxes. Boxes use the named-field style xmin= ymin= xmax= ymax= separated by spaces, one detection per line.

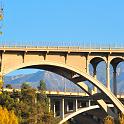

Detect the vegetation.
xmin=0 ymin=80 xmax=60 ymax=124
xmin=6 ymin=84 xmax=12 ymax=89
xmin=104 ymin=116 xmax=114 ymax=124
xmin=0 ymin=106 xmax=18 ymax=124
xmin=119 ymin=114 xmax=124 ymax=124
xmin=104 ymin=114 xmax=124 ymax=124
xmin=2 ymin=79 xmax=124 ymax=124
xmin=37 ymin=80 xmax=46 ymax=91
xmin=0 ymin=79 xmax=3 ymax=89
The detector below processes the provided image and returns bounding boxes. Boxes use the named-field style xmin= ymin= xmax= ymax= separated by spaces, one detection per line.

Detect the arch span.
xmin=110 ymin=57 xmax=124 ymax=69
xmin=4 ymin=61 xmax=124 ymax=113
xmin=59 ymin=104 xmax=114 ymax=124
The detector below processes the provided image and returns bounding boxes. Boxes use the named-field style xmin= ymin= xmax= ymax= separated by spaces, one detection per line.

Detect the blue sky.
xmin=1 ymin=0 xmax=124 ymax=47
xmin=2 ymin=0 xmax=124 ymax=75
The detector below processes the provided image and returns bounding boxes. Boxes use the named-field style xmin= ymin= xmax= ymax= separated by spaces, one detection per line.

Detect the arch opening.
xmin=4 ymin=67 xmax=82 ymax=92
xmin=89 ymin=57 xmax=107 ymax=92
xmin=116 ymin=62 xmax=124 ymax=94
xmin=110 ymin=57 xmax=124 ymax=95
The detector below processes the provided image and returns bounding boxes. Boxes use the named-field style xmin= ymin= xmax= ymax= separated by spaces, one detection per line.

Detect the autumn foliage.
xmin=119 ymin=113 xmax=124 ymax=124
xmin=0 ymin=106 xmax=18 ymax=124
xmin=104 ymin=116 xmax=114 ymax=124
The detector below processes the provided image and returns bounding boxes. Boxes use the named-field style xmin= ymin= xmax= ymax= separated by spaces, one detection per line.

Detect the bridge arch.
xmin=59 ymin=104 xmax=114 ymax=124
xmin=59 ymin=105 xmax=100 ymax=124
xmin=89 ymin=57 xmax=107 ymax=78
xmin=110 ymin=57 xmax=124 ymax=69
xmin=3 ymin=61 xmax=124 ymax=114
xmin=89 ymin=57 xmax=106 ymax=67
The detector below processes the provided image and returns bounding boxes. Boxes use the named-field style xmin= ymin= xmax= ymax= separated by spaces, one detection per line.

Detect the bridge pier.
xmin=93 ymin=66 xmax=97 ymax=93
xmin=64 ymin=100 xmax=68 ymax=113
xmin=106 ymin=60 xmax=110 ymax=90
xmin=113 ymin=67 xmax=117 ymax=96
xmin=86 ymin=100 xmax=91 ymax=107
xmin=53 ymin=102 xmax=56 ymax=117
xmin=73 ymin=99 xmax=78 ymax=112
xmin=86 ymin=55 xmax=89 ymax=74
xmin=51 ymin=100 xmax=56 ymax=117
xmin=48 ymin=98 xmax=51 ymax=112
xmin=60 ymin=98 xmax=65 ymax=119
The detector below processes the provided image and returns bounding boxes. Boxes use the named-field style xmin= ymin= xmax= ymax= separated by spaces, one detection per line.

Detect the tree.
xmin=6 ymin=84 xmax=12 ymax=89
xmin=21 ymin=87 xmax=36 ymax=105
xmin=0 ymin=106 xmax=18 ymax=124
xmin=21 ymin=82 xmax=31 ymax=89
xmin=38 ymin=80 xmax=46 ymax=91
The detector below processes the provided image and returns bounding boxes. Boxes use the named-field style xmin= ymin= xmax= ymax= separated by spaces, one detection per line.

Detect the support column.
xmin=60 ymin=98 xmax=64 ymax=119
xmin=64 ymin=100 xmax=68 ymax=113
xmin=86 ymin=100 xmax=91 ymax=107
xmin=106 ymin=60 xmax=110 ymax=90
xmin=73 ymin=99 xmax=78 ymax=112
xmin=113 ymin=67 xmax=117 ymax=96
xmin=93 ymin=66 xmax=97 ymax=93
xmin=48 ymin=97 xmax=51 ymax=112
xmin=53 ymin=102 xmax=56 ymax=117
xmin=0 ymin=52 xmax=4 ymax=89
xmin=86 ymin=55 xmax=89 ymax=74
xmin=67 ymin=102 xmax=69 ymax=112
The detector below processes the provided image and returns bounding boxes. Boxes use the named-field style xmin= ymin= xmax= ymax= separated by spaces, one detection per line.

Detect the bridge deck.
xmin=2 ymin=88 xmax=124 ymax=98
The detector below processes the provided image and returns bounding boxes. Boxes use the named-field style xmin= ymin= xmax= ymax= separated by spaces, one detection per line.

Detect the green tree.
xmin=6 ymin=84 xmax=12 ymax=89
xmin=0 ymin=92 xmax=16 ymax=110
xmin=21 ymin=82 xmax=31 ymax=89
xmin=21 ymin=85 xmax=36 ymax=105
xmin=38 ymin=80 xmax=46 ymax=91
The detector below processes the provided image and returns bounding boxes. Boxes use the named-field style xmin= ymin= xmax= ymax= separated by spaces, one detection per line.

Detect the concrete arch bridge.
xmin=0 ymin=46 xmax=124 ymax=122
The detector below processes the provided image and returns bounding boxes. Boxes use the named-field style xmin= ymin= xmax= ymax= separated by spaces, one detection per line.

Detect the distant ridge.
xmin=4 ymin=71 xmax=82 ymax=92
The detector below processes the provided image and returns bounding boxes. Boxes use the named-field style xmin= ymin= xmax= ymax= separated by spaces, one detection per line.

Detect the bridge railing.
xmin=1 ymin=45 xmax=124 ymax=50
xmin=0 ymin=41 xmax=124 ymax=49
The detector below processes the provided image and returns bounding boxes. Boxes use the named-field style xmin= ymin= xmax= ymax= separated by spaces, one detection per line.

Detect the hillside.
xmin=4 ymin=71 xmax=82 ymax=92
